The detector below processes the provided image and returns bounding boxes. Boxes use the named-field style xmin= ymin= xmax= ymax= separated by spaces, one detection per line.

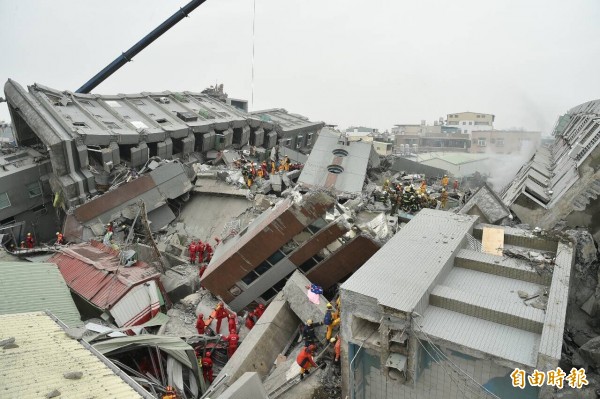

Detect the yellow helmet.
xmin=306 ymin=319 xmax=313 ymax=325
xmin=326 ymin=303 xmax=333 ymax=309
xmin=330 ymin=338 xmax=336 ymax=343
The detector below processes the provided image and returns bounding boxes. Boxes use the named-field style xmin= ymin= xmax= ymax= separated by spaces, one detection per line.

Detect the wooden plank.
xmin=482 ymin=227 xmax=504 ymax=256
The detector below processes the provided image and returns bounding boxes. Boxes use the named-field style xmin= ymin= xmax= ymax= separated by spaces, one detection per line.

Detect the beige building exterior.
xmin=373 ymin=141 xmax=393 ymax=156
xmin=447 ymin=112 xmax=495 ymax=135
xmin=470 ymin=130 xmax=541 ymax=154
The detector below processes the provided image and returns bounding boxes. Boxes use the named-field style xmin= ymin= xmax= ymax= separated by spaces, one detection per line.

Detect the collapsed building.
xmin=340 ymin=209 xmax=573 ymax=399
xmin=200 ymin=191 xmax=381 ymax=312
xmin=501 ymin=98 xmax=600 ymax=242
xmin=0 ymin=147 xmax=56 ymax=242
xmin=2 ymin=79 xmax=324 ymax=240
xmin=49 ymin=241 xmax=166 ymax=328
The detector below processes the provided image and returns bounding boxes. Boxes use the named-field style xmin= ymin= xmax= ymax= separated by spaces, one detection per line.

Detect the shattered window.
xmin=299 ymin=257 xmax=318 ymax=273
xmin=26 ymin=182 xmax=42 ymax=198
xmin=0 ymin=192 xmax=10 ymax=209
xmin=241 ymin=271 xmax=259 ymax=285
xmin=255 ymin=260 xmax=272 ymax=275
xmin=267 ymin=250 xmax=285 ymax=265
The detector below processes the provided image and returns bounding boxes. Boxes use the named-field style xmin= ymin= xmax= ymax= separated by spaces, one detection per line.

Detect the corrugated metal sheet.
xmin=0 ymin=262 xmax=83 ymax=327
xmin=111 ymin=281 xmax=161 ymax=327
xmin=0 ymin=312 xmax=143 ymax=398
xmin=49 ymin=241 xmax=160 ymax=311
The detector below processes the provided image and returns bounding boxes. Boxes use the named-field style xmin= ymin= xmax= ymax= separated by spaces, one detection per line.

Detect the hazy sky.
xmin=1 ymin=0 xmax=599 ymax=134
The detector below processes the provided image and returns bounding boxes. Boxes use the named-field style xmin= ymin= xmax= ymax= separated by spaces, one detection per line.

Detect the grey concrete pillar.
xmin=157 ymin=138 xmax=173 ymax=159
xmin=130 ymin=142 xmax=149 ymax=167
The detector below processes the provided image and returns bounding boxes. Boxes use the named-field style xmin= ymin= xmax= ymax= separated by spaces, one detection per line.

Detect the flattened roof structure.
xmin=298 ymin=128 xmax=378 ymax=195
xmin=4 ymin=80 xmax=266 ymax=147
xmin=250 ymin=108 xmax=323 ymax=133
xmin=0 ymin=312 xmax=146 ymax=398
xmin=0 ymin=262 xmax=83 ymax=327
xmin=49 ymin=241 xmax=160 ymax=309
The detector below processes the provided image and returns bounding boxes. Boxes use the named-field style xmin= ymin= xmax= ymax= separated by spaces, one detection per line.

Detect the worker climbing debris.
xmin=440 ymin=188 xmax=449 ymax=209
xmin=212 ymin=302 xmax=229 ymax=334
xmin=228 ymin=313 xmax=237 ymax=334
xmin=297 ymin=344 xmax=318 ymax=380
xmin=25 ymin=232 xmax=34 ymax=248
xmin=195 ymin=313 xmax=206 ymax=335
xmin=188 ymin=240 xmax=197 ymax=264
xmin=201 ymin=351 xmax=214 ymax=384
xmin=222 ymin=331 xmax=240 ymax=358
xmin=324 ymin=302 xmax=341 ymax=341
xmin=302 ymin=319 xmax=322 ymax=347
xmin=55 ymin=232 xmax=64 ymax=245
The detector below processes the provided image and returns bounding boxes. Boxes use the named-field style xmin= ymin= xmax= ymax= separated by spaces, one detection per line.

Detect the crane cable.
xmin=251 ymin=0 xmax=256 ymax=110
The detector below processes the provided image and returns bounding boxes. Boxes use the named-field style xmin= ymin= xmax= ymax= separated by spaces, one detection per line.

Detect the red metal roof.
xmin=49 ymin=241 xmax=160 ymax=310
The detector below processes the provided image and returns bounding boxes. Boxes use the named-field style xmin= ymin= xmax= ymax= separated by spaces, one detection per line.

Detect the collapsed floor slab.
xmin=209 ymin=292 xmax=300 ymax=398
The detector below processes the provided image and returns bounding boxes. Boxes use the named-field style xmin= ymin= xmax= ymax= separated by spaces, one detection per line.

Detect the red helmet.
xmin=308 ymin=344 xmax=317 ymax=352
xmin=258 ymin=304 xmax=265 ymax=310
xmin=228 ymin=313 xmax=236 ymax=319
xmin=205 ymin=351 xmax=212 ymax=357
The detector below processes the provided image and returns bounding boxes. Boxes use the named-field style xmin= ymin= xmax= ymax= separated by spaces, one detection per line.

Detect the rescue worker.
xmin=284 ymin=156 xmax=291 ymax=171
xmin=228 ymin=313 xmax=237 ymax=334
xmin=195 ymin=313 xmax=206 ymax=335
xmin=188 ymin=241 xmax=197 ymax=264
xmin=324 ymin=303 xmax=341 ymax=341
xmin=106 ymin=223 xmax=114 ymax=233
xmin=302 ymin=319 xmax=322 ymax=347
xmin=213 ymin=302 xmax=229 ymax=334
xmin=261 ymin=161 xmax=269 ymax=177
xmin=440 ymin=188 xmax=448 ymax=209
xmin=453 ymin=179 xmax=459 ymax=192
xmin=245 ymin=309 xmax=256 ymax=330
xmin=420 ymin=178 xmax=427 ymax=193
xmin=296 ymin=344 xmax=317 ymax=380
xmin=270 ymin=160 xmax=276 ymax=174
xmin=205 ymin=243 xmax=214 ymax=263
xmin=201 ymin=351 xmax=214 ymax=384
xmin=196 ymin=240 xmax=205 ymax=263
xmin=441 ymin=175 xmax=449 ymax=189
xmin=20 ymin=241 xmax=26 ymax=249
xmin=254 ymin=303 xmax=266 ymax=319
xmin=334 ymin=336 xmax=341 ymax=363
xmin=222 ymin=331 xmax=240 ymax=358
xmin=55 ymin=232 xmax=64 ymax=245
xmin=162 ymin=385 xmax=177 ymax=399
xmin=25 ymin=233 xmax=34 ymax=249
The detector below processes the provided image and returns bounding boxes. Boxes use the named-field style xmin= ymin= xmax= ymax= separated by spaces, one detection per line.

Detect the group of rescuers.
xmin=378 ymin=174 xmax=458 ymax=213
xmin=238 ymin=155 xmax=293 ymax=188
xmin=191 ymin=295 xmax=342 ymax=393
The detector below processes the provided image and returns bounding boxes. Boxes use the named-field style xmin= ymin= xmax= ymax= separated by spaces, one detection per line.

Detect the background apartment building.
xmin=469 ymin=130 xmax=541 ymax=155
xmin=447 ymin=112 xmax=495 ymax=135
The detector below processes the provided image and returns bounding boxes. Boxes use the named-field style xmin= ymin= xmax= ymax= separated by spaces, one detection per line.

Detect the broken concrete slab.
xmin=217 ymin=372 xmax=268 ymax=399
xmin=210 ymin=292 xmax=300 ymax=398
xmin=194 ymin=177 xmax=250 ymax=197
xmin=160 ymin=265 xmax=200 ymax=304
xmin=282 ymin=271 xmax=328 ymax=339
xmin=270 ymin=174 xmax=283 ymax=192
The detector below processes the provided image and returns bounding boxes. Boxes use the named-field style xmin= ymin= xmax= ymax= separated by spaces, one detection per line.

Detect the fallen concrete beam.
xmin=210 ymin=292 xmax=300 ymax=397
xmin=282 ymin=271 xmax=328 ymax=338
xmin=193 ymin=178 xmax=250 ymax=198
